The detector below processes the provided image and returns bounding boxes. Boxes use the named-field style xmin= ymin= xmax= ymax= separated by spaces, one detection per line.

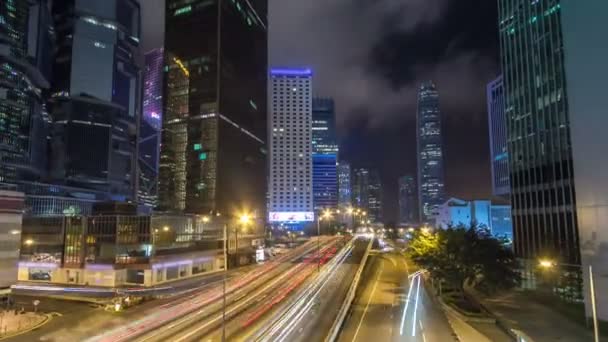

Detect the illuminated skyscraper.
xmin=337 ymin=162 xmax=352 ymax=209
xmin=498 ymin=0 xmax=579 ymax=265
xmin=268 ymin=68 xmax=313 ymax=224
xmin=352 ymin=168 xmax=369 ymax=212
xmin=487 ymin=76 xmax=510 ymax=198
xmin=312 ymin=98 xmax=338 ymax=211
xmin=160 ymin=0 xmax=268 ymax=216
xmin=368 ymin=170 xmax=382 ymax=223
xmin=143 ymin=49 xmax=164 ymax=130
xmin=398 ymin=175 xmax=417 ymax=224
xmin=49 ymin=0 xmax=141 ymax=200
xmin=0 ymin=0 xmax=53 ymax=184
xmin=416 ymin=81 xmax=445 ymax=222
xmin=138 ymin=49 xmax=164 ymax=208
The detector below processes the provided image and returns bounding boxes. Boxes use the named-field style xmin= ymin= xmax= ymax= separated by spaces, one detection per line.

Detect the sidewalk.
xmin=0 ymin=310 xmax=48 ymax=340
xmin=478 ymin=290 xmax=606 ymax=342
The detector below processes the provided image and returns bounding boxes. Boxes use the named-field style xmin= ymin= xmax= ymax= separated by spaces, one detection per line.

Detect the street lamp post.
xmin=222 ymin=222 xmax=227 ymax=342
xmin=316 ymin=210 xmax=332 ymax=272
xmin=221 ymin=212 xmax=252 ymax=342
xmin=539 ymin=259 xmax=599 ymax=342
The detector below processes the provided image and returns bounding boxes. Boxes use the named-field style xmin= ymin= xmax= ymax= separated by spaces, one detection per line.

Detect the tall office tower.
xmin=398 ymin=175 xmax=417 ymax=224
xmin=368 ymin=170 xmax=382 ymax=223
xmin=337 ymin=162 xmax=352 ymax=209
xmin=416 ymin=81 xmax=445 ymax=223
xmin=268 ymin=68 xmax=313 ymax=225
xmin=352 ymin=168 xmax=369 ymax=211
xmin=560 ymin=0 xmax=608 ymax=321
xmin=0 ymin=0 xmax=53 ymax=184
xmin=139 ymin=48 xmax=164 ymax=208
xmin=143 ymin=49 xmax=163 ymax=130
xmin=160 ymin=0 xmax=268 ymax=217
xmin=498 ymin=0 xmax=579 ymax=266
xmin=312 ymin=98 xmax=338 ymax=211
xmin=49 ymin=0 xmax=141 ymax=200
xmin=487 ymin=76 xmax=510 ymax=198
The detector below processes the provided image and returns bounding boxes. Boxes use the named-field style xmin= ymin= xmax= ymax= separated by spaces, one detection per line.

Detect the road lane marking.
xmin=411 ymin=275 xmax=421 ymax=336
xmin=351 ymin=261 xmax=384 ymax=342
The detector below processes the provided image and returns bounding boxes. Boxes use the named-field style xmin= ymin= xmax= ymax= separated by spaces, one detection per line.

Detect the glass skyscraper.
xmin=312 ymin=98 xmax=338 ymax=211
xmin=49 ymin=0 xmax=141 ymax=200
xmin=368 ymin=170 xmax=382 ymax=223
xmin=416 ymin=81 xmax=445 ymax=223
xmin=498 ymin=0 xmax=579 ymax=265
xmin=161 ymin=0 xmax=268 ymax=216
xmin=398 ymin=175 xmax=417 ymax=224
xmin=487 ymin=76 xmax=510 ymax=198
xmin=139 ymin=49 xmax=164 ymax=208
xmin=352 ymin=168 xmax=369 ymax=212
xmin=0 ymin=0 xmax=53 ymax=184
xmin=337 ymin=162 xmax=352 ymax=209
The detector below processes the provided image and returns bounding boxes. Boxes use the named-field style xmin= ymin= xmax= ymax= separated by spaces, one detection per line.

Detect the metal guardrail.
xmin=325 ymin=237 xmax=374 ymax=342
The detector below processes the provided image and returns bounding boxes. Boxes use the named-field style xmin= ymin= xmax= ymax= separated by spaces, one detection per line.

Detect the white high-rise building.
xmin=268 ymin=68 xmax=314 ymax=224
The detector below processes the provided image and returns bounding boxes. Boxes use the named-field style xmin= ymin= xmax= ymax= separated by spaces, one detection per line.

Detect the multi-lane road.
xmin=339 ymin=250 xmax=456 ymax=342
xmin=9 ymin=236 xmax=458 ymax=342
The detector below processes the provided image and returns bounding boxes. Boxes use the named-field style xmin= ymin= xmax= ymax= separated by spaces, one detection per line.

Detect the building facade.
xmin=0 ymin=190 xmax=24 ymax=289
xmin=0 ymin=0 xmax=53 ymax=184
xmin=368 ymin=170 xmax=382 ymax=223
xmin=268 ymin=68 xmax=313 ymax=224
xmin=160 ymin=0 xmax=268 ymax=218
xmin=398 ymin=175 xmax=417 ymax=224
xmin=337 ymin=162 xmax=352 ymax=209
xmin=559 ymin=0 xmax=608 ymax=321
xmin=312 ymin=98 xmax=338 ymax=211
xmin=138 ymin=48 xmax=164 ymax=208
xmin=18 ymin=203 xmax=227 ymax=287
xmin=498 ymin=0 xmax=579 ymax=265
xmin=487 ymin=76 xmax=510 ymax=198
xmin=49 ymin=0 xmax=142 ymax=200
xmin=351 ymin=167 xmax=382 ymax=222
xmin=352 ymin=168 xmax=369 ymax=212
xmin=416 ymin=81 xmax=445 ymax=223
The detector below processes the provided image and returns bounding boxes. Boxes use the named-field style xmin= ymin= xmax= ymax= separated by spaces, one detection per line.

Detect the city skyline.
xmin=139 ymin=0 xmax=500 ymax=221
xmin=3 ymin=1 xmax=608 ymax=341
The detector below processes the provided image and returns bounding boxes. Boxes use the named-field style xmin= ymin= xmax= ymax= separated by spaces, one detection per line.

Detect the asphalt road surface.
xmin=339 ymin=251 xmax=457 ymax=342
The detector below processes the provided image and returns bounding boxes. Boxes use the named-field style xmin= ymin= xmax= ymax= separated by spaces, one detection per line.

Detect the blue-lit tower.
xmin=312 ymin=98 xmax=338 ymax=212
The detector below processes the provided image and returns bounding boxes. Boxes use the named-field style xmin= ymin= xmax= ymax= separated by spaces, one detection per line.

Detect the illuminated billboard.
xmin=269 ymin=212 xmax=314 ymax=222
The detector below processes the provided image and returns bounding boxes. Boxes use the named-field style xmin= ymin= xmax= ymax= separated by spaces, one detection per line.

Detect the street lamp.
xmin=538 ymin=259 xmax=599 ymax=342
xmin=234 ymin=214 xmax=252 ymax=267
xmin=316 ymin=210 xmax=333 ymax=272
xmin=24 ymin=239 xmax=34 ymax=246
xmin=162 ymin=226 xmax=170 ymax=232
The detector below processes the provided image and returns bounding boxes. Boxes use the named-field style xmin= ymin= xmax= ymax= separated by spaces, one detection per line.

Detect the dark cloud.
xmin=143 ymin=0 xmax=499 ymax=221
xmin=270 ymin=0 xmax=499 ymax=221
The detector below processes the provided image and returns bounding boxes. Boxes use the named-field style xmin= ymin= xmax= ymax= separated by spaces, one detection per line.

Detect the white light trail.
xmin=411 ymin=275 xmax=421 ymax=336
xmin=399 ymin=271 xmax=421 ymax=335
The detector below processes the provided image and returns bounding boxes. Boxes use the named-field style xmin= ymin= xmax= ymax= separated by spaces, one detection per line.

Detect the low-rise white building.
xmin=434 ymin=197 xmax=512 ymax=241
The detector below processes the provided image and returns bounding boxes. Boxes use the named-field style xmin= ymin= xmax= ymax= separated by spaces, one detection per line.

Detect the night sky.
xmin=141 ymin=0 xmax=500 ymax=223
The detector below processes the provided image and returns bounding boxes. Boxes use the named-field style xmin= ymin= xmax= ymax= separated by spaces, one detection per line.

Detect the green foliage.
xmin=407 ymin=226 xmax=520 ymax=294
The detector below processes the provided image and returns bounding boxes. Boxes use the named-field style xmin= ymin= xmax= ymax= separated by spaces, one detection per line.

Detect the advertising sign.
xmin=268 ymin=212 xmax=314 ymax=222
